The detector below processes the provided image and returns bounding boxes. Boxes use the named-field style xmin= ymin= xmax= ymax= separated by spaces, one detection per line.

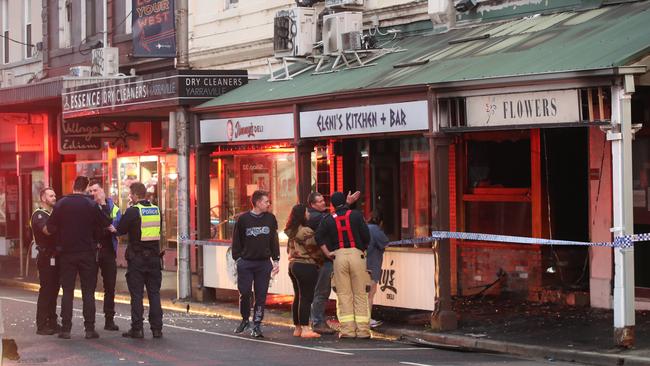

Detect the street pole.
xmin=610 ymin=75 xmax=636 ymax=348
xmin=175 ymin=0 xmax=191 ymax=300
xmin=16 ymin=154 xmax=24 ymax=278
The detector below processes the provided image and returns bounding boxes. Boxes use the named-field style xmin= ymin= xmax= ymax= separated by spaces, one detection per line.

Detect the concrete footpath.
xmin=2 ymin=264 xmax=650 ymax=366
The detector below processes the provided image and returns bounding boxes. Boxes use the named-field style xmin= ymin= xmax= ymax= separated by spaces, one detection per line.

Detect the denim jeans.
xmin=310 ymin=260 xmax=333 ymax=325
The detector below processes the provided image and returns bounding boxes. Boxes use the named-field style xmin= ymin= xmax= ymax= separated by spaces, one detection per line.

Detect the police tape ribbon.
xmin=178 ymin=232 xmax=650 ymax=249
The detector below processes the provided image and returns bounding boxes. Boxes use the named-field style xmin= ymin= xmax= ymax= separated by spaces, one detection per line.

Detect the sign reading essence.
xmin=62 ymin=70 xmax=247 ymax=119
xmin=200 ymin=114 xmax=294 ymax=143
xmin=300 ymin=101 xmax=428 ymax=138
xmin=465 ymin=89 xmax=580 ymax=127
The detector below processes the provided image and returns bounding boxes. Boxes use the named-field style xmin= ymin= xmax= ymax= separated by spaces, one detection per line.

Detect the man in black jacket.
xmin=44 ymin=176 xmax=112 ymax=340
xmin=231 ymin=190 xmax=280 ymax=338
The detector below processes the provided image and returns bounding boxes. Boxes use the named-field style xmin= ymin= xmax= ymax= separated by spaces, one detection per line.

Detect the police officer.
xmin=315 ymin=191 xmax=370 ymax=339
xmin=31 ymin=187 xmax=60 ymax=335
xmin=44 ymin=176 xmax=113 ymax=339
xmin=88 ymin=181 xmax=121 ymax=331
xmin=113 ymin=181 xmax=163 ymax=339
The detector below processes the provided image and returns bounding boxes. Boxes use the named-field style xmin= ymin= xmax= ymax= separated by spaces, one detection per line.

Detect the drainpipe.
xmin=609 ymin=75 xmax=635 ymax=348
xmin=176 ymin=0 xmax=191 ymax=300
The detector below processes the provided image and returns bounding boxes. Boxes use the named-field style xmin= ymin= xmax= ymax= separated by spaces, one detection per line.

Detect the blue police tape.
xmin=179 ymin=232 xmax=650 ymax=249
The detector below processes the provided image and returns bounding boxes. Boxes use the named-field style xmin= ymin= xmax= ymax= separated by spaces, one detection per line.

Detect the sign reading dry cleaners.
xmin=300 ymin=101 xmax=428 ymax=138
xmin=200 ymin=114 xmax=294 ymax=143
xmin=465 ymin=89 xmax=580 ymax=127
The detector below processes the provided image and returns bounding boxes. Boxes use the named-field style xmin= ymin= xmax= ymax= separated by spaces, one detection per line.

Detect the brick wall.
xmin=459 ymin=242 xmax=542 ymax=299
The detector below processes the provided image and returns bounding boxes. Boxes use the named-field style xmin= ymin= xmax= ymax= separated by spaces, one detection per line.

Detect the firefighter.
xmin=315 ymin=191 xmax=371 ymax=339
xmin=112 ymin=181 xmax=163 ymax=339
xmin=31 ymin=187 xmax=60 ymax=335
xmin=88 ymin=181 xmax=121 ymax=331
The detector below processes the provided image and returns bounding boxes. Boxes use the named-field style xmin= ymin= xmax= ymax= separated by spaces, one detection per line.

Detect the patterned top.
xmin=287 ymin=225 xmax=324 ymax=266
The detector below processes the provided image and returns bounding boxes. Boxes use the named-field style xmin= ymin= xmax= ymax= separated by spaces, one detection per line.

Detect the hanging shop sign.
xmin=62 ymin=70 xmax=248 ymax=119
xmin=58 ymin=120 xmax=139 ymax=154
xmin=132 ymin=0 xmax=176 ymax=58
xmin=15 ymin=124 xmax=44 ymax=152
xmin=300 ymin=101 xmax=428 ymax=138
xmin=465 ymin=89 xmax=580 ymax=127
xmin=200 ymin=114 xmax=294 ymax=143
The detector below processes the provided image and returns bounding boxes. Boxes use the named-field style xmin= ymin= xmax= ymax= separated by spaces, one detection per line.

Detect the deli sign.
xmin=200 ymin=114 xmax=294 ymax=143
xmin=465 ymin=89 xmax=580 ymax=127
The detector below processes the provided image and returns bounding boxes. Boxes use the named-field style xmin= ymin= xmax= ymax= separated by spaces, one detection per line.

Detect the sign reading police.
xmin=300 ymin=101 xmax=428 ymax=138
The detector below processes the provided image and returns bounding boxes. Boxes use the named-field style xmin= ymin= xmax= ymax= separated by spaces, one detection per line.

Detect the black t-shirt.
xmin=315 ymin=208 xmax=370 ymax=252
xmin=231 ymin=211 xmax=280 ymax=261
xmin=307 ymin=207 xmax=328 ymax=231
xmin=31 ymin=208 xmax=55 ymax=249
xmin=46 ymin=194 xmax=111 ymax=253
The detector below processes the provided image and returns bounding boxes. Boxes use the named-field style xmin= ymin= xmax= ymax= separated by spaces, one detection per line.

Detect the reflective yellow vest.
xmin=110 ymin=204 xmax=120 ymax=220
xmin=134 ymin=203 xmax=161 ymax=242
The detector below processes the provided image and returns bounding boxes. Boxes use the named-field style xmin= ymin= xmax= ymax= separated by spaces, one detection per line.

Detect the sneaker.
xmin=251 ymin=325 xmax=264 ymax=338
xmin=85 ymin=330 xmax=100 ymax=339
xmin=312 ymin=322 xmax=337 ymax=335
xmin=122 ymin=329 xmax=144 ymax=338
xmin=58 ymin=331 xmax=71 ymax=339
xmin=152 ymin=329 xmax=163 ymax=338
xmin=36 ymin=327 xmax=56 ymax=336
xmin=104 ymin=319 xmax=119 ymax=331
xmin=369 ymin=319 xmax=383 ymax=328
xmin=234 ymin=319 xmax=250 ymax=334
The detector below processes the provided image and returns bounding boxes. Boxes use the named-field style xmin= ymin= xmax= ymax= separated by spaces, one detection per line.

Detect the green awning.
xmin=196 ymin=1 xmax=650 ymax=110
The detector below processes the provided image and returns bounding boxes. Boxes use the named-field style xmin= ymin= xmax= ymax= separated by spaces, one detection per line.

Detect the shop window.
xmin=61 ymin=161 xmax=108 ymax=195
xmin=161 ymin=154 xmax=178 ymax=249
xmin=462 ymin=133 xmax=532 ymax=236
xmin=0 ymin=174 xmax=6 ymax=236
xmin=439 ymin=97 xmax=467 ymax=129
xmin=580 ymin=87 xmax=611 ymax=122
xmin=399 ymin=137 xmax=431 ymax=241
xmin=210 ymin=149 xmax=296 ymax=242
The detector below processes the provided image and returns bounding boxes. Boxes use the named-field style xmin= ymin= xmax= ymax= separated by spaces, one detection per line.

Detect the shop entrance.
xmin=319 ymin=136 xmax=431 ymax=244
xmin=540 ymin=128 xmax=589 ymax=290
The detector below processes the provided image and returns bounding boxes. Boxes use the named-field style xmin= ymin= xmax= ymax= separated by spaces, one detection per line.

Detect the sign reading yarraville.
xmin=62 ymin=70 xmax=247 ymax=118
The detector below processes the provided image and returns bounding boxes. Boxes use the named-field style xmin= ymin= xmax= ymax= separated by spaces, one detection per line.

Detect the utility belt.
xmin=36 ymin=245 xmax=57 ymax=258
xmin=126 ymin=244 xmax=163 ymax=259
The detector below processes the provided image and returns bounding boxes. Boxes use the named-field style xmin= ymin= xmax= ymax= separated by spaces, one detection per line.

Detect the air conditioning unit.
xmin=91 ymin=47 xmax=119 ymax=77
xmin=273 ymin=7 xmax=317 ymax=58
xmin=322 ymin=12 xmax=363 ymax=55
xmin=325 ymin=0 xmax=364 ymax=9
xmin=69 ymin=66 xmax=92 ymax=77
xmin=341 ymin=31 xmax=362 ymax=51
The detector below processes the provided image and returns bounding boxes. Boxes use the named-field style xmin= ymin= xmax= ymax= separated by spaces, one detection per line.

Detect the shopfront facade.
xmin=197 ymin=91 xmax=442 ymax=311
xmin=61 ymin=69 xmax=247 ymax=270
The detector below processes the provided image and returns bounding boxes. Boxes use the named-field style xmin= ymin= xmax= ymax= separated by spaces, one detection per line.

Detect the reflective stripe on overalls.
xmin=134 ymin=203 xmax=161 ymax=241
xmin=332 ymin=211 xmax=355 ymax=249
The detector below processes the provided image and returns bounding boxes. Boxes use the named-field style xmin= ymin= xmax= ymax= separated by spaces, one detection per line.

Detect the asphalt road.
xmin=0 ymin=286 xmax=583 ymax=366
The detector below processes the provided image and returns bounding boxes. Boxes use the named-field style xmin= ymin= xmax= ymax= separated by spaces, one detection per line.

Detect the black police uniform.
xmin=97 ymin=202 xmax=118 ymax=328
xmin=115 ymin=200 xmax=163 ymax=337
xmin=31 ymin=207 xmax=60 ymax=333
xmin=46 ymin=194 xmax=111 ymax=335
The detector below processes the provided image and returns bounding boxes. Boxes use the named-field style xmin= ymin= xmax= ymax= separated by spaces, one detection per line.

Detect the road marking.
xmin=0 ymin=296 xmax=353 ymax=356
xmin=328 ymin=347 xmax=430 ymax=351
xmin=400 ymin=362 xmax=435 ymax=366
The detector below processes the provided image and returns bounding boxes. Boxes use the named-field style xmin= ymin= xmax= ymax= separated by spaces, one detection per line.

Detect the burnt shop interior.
xmin=206 ymin=135 xmax=431 ymax=247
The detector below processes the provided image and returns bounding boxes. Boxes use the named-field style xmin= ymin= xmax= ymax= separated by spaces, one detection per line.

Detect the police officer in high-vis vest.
xmin=89 ymin=181 xmax=122 ymax=331
xmin=112 ymin=181 xmax=163 ymax=339
xmin=31 ymin=187 xmax=61 ymax=335
xmin=315 ymin=191 xmax=371 ymax=339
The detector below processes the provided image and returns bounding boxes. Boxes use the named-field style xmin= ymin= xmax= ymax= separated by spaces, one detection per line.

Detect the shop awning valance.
xmin=195 ymin=1 xmax=650 ymax=111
